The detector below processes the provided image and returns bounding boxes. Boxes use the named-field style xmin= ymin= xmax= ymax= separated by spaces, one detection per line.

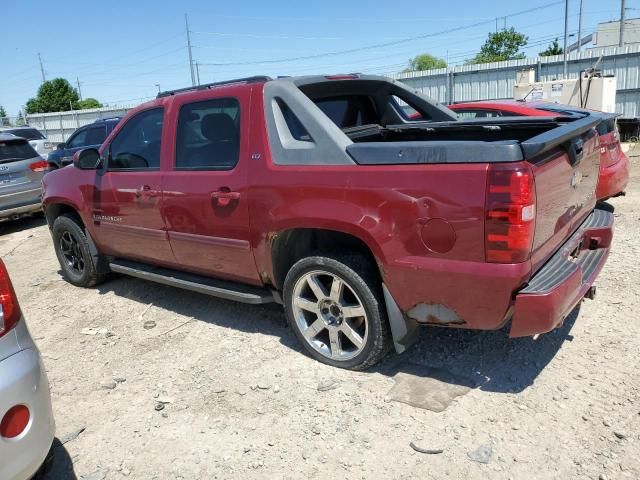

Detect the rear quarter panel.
xmin=248 ymin=89 xmax=526 ymax=329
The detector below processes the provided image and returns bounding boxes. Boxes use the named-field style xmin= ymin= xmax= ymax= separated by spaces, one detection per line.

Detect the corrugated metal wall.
xmin=26 ymin=105 xmax=133 ymax=143
xmin=396 ymin=45 xmax=640 ymax=118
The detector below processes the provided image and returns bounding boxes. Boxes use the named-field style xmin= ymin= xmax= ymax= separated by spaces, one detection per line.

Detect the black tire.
xmin=283 ymin=254 xmax=392 ymax=370
xmin=52 ymin=214 xmax=107 ymax=287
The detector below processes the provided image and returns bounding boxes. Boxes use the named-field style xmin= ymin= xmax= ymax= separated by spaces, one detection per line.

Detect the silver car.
xmin=0 ymin=133 xmax=48 ymax=221
xmin=0 ymin=127 xmax=53 ymax=160
xmin=0 ymin=259 xmax=55 ymax=479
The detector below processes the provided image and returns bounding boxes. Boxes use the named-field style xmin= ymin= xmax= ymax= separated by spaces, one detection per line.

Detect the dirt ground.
xmin=1 ymin=147 xmax=639 ymax=480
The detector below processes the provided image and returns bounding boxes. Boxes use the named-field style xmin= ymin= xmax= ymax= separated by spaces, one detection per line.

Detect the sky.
xmin=0 ymin=0 xmax=635 ymax=116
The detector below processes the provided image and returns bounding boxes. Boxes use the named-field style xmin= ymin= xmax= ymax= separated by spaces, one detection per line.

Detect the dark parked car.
xmin=47 ymin=117 xmax=121 ymax=169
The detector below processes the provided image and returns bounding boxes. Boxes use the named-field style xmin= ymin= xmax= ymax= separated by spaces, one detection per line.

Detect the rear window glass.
xmin=5 ymin=128 xmax=44 ymax=140
xmin=0 ymin=139 xmax=38 ymax=162
xmin=314 ymin=96 xmax=377 ymax=129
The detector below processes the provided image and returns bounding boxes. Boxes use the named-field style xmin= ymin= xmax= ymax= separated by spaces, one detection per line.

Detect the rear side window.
xmin=175 ymin=98 xmax=240 ymax=170
xmin=0 ymin=139 xmax=38 ymax=162
xmin=276 ymin=99 xmax=312 ymax=142
xmin=86 ymin=126 xmax=107 ymax=146
xmin=109 ymin=108 xmax=164 ymax=170
xmin=5 ymin=128 xmax=44 ymax=140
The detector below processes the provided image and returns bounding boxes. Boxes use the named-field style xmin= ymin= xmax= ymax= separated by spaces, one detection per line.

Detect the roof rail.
xmin=94 ymin=117 xmax=122 ymax=123
xmin=157 ymin=76 xmax=272 ymax=98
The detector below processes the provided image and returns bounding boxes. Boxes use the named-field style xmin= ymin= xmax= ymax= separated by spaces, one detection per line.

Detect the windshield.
xmin=5 ymin=128 xmax=45 ymax=140
xmin=0 ymin=138 xmax=38 ymax=162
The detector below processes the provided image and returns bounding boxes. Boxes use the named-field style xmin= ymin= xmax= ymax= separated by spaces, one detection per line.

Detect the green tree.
xmin=0 ymin=106 xmax=8 ymax=126
xmin=25 ymin=78 xmax=80 ymax=114
xmin=539 ymin=38 xmax=563 ymax=57
xmin=468 ymin=28 xmax=528 ymax=64
xmin=404 ymin=53 xmax=447 ymax=72
xmin=77 ymin=98 xmax=103 ymax=110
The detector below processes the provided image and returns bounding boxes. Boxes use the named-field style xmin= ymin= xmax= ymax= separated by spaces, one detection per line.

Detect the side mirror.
xmin=73 ymin=148 xmax=102 ymax=170
xmin=56 ymin=143 xmax=66 ymax=150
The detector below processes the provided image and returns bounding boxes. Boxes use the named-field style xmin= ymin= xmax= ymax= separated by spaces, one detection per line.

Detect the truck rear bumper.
xmin=510 ymin=209 xmax=613 ymax=337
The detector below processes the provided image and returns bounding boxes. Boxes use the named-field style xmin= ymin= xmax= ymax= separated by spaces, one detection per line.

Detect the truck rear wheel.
xmin=283 ymin=254 xmax=392 ymax=370
xmin=52 ymin=214 xmax=107 ymax=288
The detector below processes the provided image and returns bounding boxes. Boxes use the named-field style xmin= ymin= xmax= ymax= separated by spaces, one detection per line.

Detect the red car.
xmin=449 ymin=101 xmax=630 ymax=200
xmin=41 ymin=75 xmax=612 ymax=370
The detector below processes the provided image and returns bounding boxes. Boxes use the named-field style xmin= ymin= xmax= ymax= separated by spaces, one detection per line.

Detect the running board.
xmin=109 ymin=260 xmax=274 ymax=304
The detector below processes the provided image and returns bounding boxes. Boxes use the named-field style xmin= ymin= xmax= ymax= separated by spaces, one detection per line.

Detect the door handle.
xmin=135 ymin=185 xmax=159 ymax=198
xmin=211 ymin=189 xmax=240 ymax=207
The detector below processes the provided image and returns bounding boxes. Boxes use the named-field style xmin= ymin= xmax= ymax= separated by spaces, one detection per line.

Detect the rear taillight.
xmin=485 ymin=164 xmax=536 ymax=263
xmin=0 ymin=405 xmax=30 ymax=438
xmin=29 ymin=160 xmax=49 ymax=172
xmin=0 ymin=261 xmax=21 ymax=338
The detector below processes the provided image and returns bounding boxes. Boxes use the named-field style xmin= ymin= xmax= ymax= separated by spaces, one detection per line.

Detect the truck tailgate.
xmin=522 ymin=115 xmax=602 ymax=273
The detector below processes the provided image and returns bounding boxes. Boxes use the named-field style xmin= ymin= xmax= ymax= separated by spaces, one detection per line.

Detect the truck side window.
xmin=108 ymin=108 xmax=163 ymax=170
xmin=67 ymin=129 xmax=87 ymax=149
xmin=175 ymin=98 xmax=240 ymax=170
xmin=86 ymin=126 xmax=107 ymax=146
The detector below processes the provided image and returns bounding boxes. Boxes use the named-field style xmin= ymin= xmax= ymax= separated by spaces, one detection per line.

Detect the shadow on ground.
xmin=39 ymin=438 xmax=77 ymax=480
xmin=94 ymin=272 xmax=579 ymax=396
xmin=377 ymin=305 xmax=580 ymax=394
xmin=0 ymin=214 xmax=46 ymax=236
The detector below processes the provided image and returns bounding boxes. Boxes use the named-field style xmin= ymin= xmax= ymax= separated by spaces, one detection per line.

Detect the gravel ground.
xmin=1 ymin=147 xmax=638 ymax=480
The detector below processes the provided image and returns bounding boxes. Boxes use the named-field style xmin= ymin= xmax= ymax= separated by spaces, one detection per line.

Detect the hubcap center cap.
xmin=319 ymin=299 xmax=343 ymax=325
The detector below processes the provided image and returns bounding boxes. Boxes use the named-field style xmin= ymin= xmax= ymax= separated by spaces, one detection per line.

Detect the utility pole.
xmin=563 ymin=0 xmax=569 ymax=79
xmin=620 ymin=0 xmax=626 ymax=47
xmin=155 ymin=84 xmax=161 ymax=94
xmin=503 ymin=16 xmax=507 ymax=30
xmin=195 ymin=62 xmax=201 ymax=85
xmin=185 ymin=14 xmax=196 ymax=86
xmin=37 ymin=53 xmax=46 ymax=83
xmin=577 ymin=0 xmax=583 ymax=52
xmin=76 ymin=77 xmax=82 ymax=100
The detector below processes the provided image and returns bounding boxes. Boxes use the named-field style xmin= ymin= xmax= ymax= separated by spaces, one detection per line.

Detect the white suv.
xmin=0 ymin=127 xmax=53 ymax=159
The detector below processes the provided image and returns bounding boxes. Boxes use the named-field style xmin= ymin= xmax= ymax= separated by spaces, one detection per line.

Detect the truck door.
xmin=92 ymin=106 xmax=175 ymax=265
xmin=161 ymin=86 xmax=261 ymax=285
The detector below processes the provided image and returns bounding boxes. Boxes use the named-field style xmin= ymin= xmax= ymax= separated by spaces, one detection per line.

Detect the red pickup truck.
xmin=41 ymin=75 xmax=613 ymax=370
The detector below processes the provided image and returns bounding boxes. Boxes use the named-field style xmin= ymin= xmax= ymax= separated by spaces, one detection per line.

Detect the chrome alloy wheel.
xmin=291 ymin=270 xmax=368 ymax=361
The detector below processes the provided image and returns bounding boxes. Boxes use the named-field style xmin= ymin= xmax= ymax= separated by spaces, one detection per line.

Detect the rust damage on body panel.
xmin=407 ymin=303 xmax=465 ymax=325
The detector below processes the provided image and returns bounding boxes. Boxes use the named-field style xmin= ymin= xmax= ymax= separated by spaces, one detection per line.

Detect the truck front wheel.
xmin=283 ymin=254 xmax=392 ymax=370
xmin=52 ymin=214 xmax=107 ymax=288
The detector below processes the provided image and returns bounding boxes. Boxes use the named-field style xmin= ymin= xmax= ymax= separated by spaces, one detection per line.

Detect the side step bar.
xmin=109 ymin=259 xmax=275 ymax=305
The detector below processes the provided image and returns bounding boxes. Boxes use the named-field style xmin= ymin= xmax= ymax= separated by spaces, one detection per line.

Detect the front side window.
xmin=108 ymin=108 xmax=163 ymax=170
xmin=175 ymin=98 xmax=240 ymax=170
xmin=67 ymin=129 xmax=88 ymax=149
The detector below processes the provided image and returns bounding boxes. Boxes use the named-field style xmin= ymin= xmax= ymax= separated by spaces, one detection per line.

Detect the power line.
xmin=196 ymin=0 xmax=564 ymax=67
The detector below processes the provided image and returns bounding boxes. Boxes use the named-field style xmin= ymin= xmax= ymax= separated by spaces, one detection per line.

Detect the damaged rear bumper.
xmin=509 ymin=209 xmax=613 ymax=337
